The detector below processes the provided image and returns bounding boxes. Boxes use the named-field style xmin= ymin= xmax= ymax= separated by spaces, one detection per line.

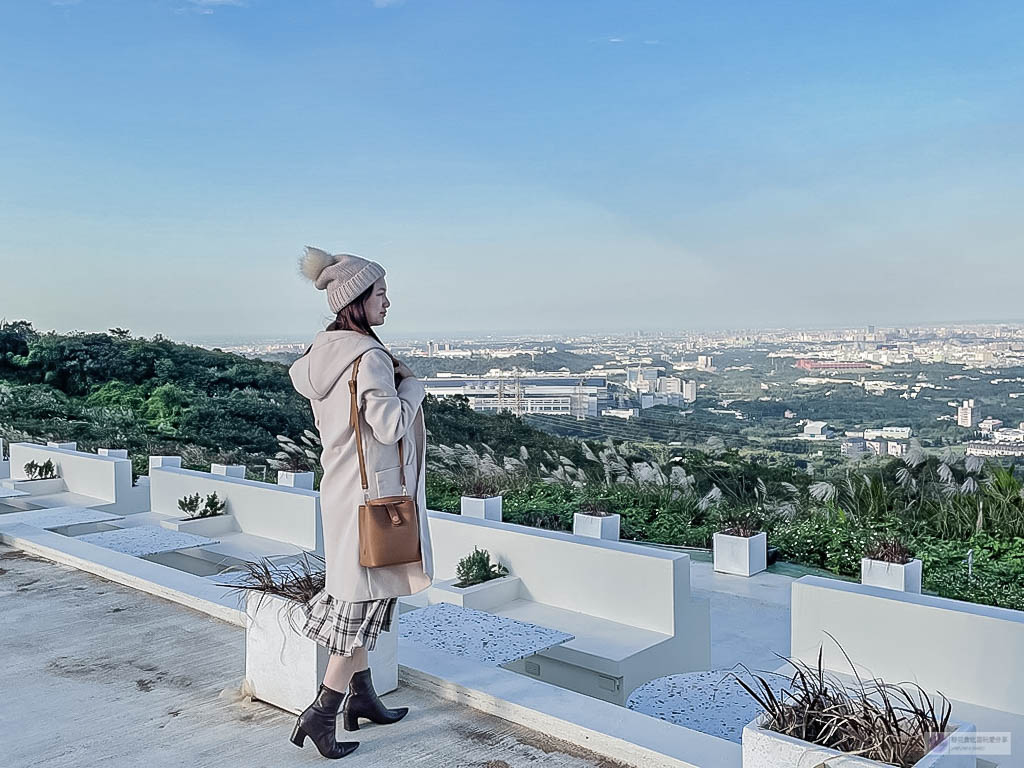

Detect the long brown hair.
xmin=326 ymin=283 xmax=385 ymax=346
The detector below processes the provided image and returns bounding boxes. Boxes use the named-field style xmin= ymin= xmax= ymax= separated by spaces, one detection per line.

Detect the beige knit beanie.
xmin=299 ymin=246 xmax=386 ymax=313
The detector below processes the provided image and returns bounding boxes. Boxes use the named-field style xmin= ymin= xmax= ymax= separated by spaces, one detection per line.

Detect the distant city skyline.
xmin=2 ymin=1 xmax=1023 ymax=338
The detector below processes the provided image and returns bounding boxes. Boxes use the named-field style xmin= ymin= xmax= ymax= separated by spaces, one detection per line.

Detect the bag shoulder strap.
xmin=349 ymin=351 xmax=407 ymax=501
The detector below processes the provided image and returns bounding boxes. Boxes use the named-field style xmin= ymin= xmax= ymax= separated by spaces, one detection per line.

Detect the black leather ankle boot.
xmin=342 ymin=668 xmax=409 ymax=731
xmin=291 ymin=683 xmax=359 ymax=758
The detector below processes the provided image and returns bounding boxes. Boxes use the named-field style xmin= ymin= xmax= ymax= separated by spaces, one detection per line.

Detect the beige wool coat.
xmin=289 ymin=330 xmax=434 ymax=603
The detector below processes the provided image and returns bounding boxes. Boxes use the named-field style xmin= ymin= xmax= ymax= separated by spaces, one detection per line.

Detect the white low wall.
xmin=9 ymin=443 xmax=132 ymax=504
xmin=791 ymin=575 xmax=1024 ymax=716
xmin=428 ymin=511 xmax=693 ymax=636
xmin=149 ymin=467 xmax=322 ymax=552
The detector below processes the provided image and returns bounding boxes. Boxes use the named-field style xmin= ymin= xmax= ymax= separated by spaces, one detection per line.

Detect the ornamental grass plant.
xmin=735 ymin=638 xmax=954 ymax=768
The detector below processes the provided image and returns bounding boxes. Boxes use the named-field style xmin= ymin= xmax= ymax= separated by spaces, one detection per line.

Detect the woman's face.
xmin=363 ymin=277 xmax=390 ymax=326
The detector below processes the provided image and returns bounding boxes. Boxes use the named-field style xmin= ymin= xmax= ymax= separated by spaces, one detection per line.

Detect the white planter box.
xmin=160 ymin=514 xmax=240 ymax=537
xmin=573 ymin=512 xmax=621 ymax=540
xmin=426 ymin=575 xmax=521 ymax=611
xmin=277 ymin=471 xmax=314 ymax=490
xmin=47 ymin=441 xmax=77 ymax=451
xmin=97 ymin=448 xmax=129 ymax=458
xmin=461 ymin=495 xmax=502 ymax=521
xmin=861 ymin=557 xmax=923 ymax=593
xmin=212 ymin=463 xmax=246 ymax=478
xmin=742 ymin=715 xmax=975 ymax=768
xmin=3 ymin=477 xmax=67 ymax=495
xmin=244 ymin=592 xmax=397 ymax=715
xmin=149 ymin=455 xmax=182 ymax=470
xmin=714 ymin=531 xmax=767 ymax=577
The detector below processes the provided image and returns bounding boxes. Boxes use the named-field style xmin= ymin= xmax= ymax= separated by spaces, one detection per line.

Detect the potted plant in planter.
xmin=572 ymin=498 xmax=621 ymax=540
xmin=223 ymin=553 xmax=398 ymax=715
xmin=737 ymin=643 xmax=972 ymax=768
xmin=24 ymin=459 xmax=58 ymax=480
xmin=459 ymin=474 xmax=504 ymax=521
xmin=427 ymin=546 xmax=520 ymax=611
xmin=10 ymin=458 xmax=66 ymax=495
xmin=713 ymin=507 xmax=767 ymax=577
xmin=427 ymin=442 xmax=521 ymax=522
xmin=861 ymin=536 xmax=922 ymax=593
xmin=180 ymin=491 xmax=227 ymax=519
xmin=161 ymin=491 xmax=239 ymax=536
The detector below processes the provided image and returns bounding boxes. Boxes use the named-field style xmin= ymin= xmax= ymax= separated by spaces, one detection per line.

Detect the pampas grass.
xmin=217 ymin=551 xmax=326 ymax=613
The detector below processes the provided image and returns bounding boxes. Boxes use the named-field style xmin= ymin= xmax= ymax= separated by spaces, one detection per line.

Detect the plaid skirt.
xmin=300 ymin=589 xmax=397 ymax=657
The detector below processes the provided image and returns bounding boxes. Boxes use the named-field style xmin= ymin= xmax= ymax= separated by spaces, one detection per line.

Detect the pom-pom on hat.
xmin=299 ymin=246 xmax=386 ymax=313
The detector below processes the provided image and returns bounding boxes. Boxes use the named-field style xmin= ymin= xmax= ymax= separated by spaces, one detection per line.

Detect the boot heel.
xmin=343 ymin=711 xmax=360 ymax=732
xmin=290 ymin=722 xmax=307 ymax=747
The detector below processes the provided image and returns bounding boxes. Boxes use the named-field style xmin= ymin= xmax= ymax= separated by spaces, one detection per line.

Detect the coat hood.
xmin=289 ymin=331 xmax=388 ymax=401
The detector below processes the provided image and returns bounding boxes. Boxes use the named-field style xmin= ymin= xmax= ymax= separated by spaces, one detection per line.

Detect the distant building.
xmin=965 ymin=441 xmax=1024 ymax=458
xmin=866 ymin=439 xmax=888 ymax=456
xmin=863 ymin=427 xmax=913 ymax=440
xmin=795 ymin=359 xmax=877 ymax=371
xmin=957 ymin=399 xmax=978 ymax=428
xmin=841 ymin=437 xmax=867 ymax=457
xmin=657 ymin=376 xmax=682 ymax=394
xmin=887 ymin=441 xmax=908 ymax=458
xmin=992 ymin=428 xmax=1024 ymax=443
xmin=802 ymin=421 xmax=833 ymax=441
xmin=979 ymin=418 xmax=1004 ymax=434
xmin=697 ymin=355 xmax=715 ymax=372
xmin=601 ymin=408 xmax=638 ymax=420
xmin=784 ymin=409 xmax=797 ymax=419
xmin=625 ymin=366 xmax=664 ymax=393
xmin=423 ymin=375 xmax=610 ymax=419
xmin=682 ymin=380 xmax=698 ymax=403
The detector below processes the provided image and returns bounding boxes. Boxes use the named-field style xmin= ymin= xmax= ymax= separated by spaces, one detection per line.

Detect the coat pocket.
xmin=373 ymin=464 xmax=414 ymax=498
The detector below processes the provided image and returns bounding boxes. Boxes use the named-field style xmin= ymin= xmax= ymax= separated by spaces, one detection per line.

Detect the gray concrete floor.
xmin=0 ymin=543 xmax=629 ymax=768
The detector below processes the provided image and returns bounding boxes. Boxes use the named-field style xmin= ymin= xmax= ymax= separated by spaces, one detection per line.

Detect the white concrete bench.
xmin=7 ymin=443 xmax=144 ymax=512
xmin=422 ymin=511 xmax=711 ymax=705
xmin=149 ymin=466 xmax=322 ymax=552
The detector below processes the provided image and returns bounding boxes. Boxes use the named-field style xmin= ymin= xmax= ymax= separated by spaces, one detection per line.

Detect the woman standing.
xmin=287 ymin=246 xmax=434 ymax=759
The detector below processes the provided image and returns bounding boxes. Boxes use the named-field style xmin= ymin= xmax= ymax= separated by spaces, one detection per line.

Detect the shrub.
xmin=454 ymin=546 xmax=509 ymax=588
xmin=865 ymin=536 xmax=914 ymax=564
xmin=201 ymin=491 xmax=227 ymax=518
xmin=178 ymin=491 xmax=227 ymax=519
xmin=578 ymin=498 xmax=613 ymax=516
xmin=717 ymin=506 xmax=764 ymax=538
xmin=23 ymin=459 xmax=58 ymax=480
xmin=178 ymin=492 xmax=202 ymax=518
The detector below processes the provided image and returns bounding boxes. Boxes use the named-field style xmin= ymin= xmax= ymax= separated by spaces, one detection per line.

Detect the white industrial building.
xmin=423 ymin=375 xmax=611 ymax=419
xmin=863 ymin=426 xmax=912 ymax=440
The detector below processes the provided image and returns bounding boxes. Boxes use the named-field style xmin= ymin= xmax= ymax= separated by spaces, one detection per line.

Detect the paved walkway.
xmin=0 ymin=543 xmax=629 ymax=768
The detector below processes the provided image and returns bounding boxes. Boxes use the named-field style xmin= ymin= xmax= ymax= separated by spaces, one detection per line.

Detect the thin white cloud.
xmin=643 ymin=39 xmax=661 ymax=45
xmin=174 ymin=0 xmax=245 ymax=15
xmin=373 ymin=0 xmax=404 ymax=7
xmin=607 ymin=37 xmax=623 ymax=43
xmin=50 ymin=0 xmax=82 ymax=6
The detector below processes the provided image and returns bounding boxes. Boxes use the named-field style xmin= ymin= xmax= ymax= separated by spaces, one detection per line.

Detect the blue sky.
xmin=1 ymin=0 xmax=1022 ymax=341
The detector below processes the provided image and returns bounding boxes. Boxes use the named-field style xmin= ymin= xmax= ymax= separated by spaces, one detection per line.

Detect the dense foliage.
xmin=3 ymin=321 xmax=1024 ymax=611
xmin=0 ymin=321 xmax=311 ymax=478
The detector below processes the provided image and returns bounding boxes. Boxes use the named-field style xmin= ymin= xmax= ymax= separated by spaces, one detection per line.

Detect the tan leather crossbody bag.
xmin=349 ymin=352 xmax=422 ymax=568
